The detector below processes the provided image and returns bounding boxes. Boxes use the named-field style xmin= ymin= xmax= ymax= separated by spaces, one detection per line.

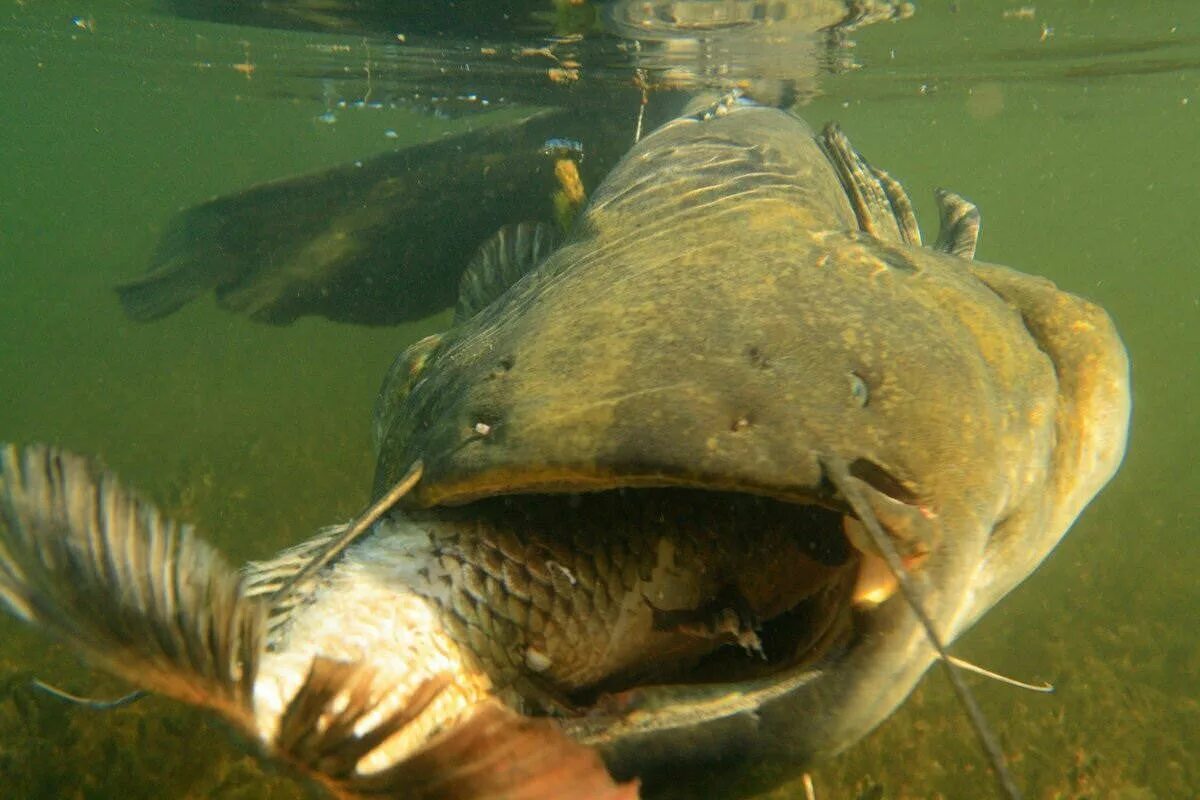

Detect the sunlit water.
xmin=0 ymin=1 xmax=1196 ymax=797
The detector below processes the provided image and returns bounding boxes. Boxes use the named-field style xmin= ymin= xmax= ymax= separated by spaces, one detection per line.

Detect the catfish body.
xmin=0 ymin=96 xmax=1129 ymax=798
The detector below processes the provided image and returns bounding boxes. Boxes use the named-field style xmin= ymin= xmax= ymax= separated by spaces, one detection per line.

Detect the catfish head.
xmin=372 ymin=95 xmax=1131 ymax=783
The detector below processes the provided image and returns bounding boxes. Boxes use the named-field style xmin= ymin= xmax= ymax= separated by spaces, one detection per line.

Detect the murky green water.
xmin=0 ymin=1 xmax=1196 ymax=797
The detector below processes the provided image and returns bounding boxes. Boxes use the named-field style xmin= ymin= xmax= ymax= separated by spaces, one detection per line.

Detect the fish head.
xmin=370 ymin=100 xmax=1131 ymax=780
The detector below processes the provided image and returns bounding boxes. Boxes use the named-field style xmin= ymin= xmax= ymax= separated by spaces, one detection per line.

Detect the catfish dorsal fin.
xmin=454 ymin=221 xmax=560 ymax=323
xmin=933 ymin=188 xmax=982 ymax=259
xmin=818 ymin=123 xmax=921 ymax=246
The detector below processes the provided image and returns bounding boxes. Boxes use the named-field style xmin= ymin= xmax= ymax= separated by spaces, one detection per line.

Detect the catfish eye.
xmin=372 ymin=334 xmax=443 ymax=453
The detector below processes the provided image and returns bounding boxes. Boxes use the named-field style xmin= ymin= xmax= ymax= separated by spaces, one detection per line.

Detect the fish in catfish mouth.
xmin=0 ymin=97 xmax=1130 ymax=798
xmin=370 ymin=93 xmax=1131 ymax=776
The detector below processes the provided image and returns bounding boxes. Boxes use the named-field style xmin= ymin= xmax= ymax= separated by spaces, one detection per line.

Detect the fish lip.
xmin=407 ymin=466 xmax=845 ymax=512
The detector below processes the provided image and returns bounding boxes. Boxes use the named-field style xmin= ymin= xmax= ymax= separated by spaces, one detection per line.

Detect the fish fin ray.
xmin=244 ymin=524 xmax=348 ymax=599
xmin=0 ymin=443 xmax=263 ymax=727
xmin=387 ymin=702 xmax=641 ymax=800
xmin=871 ymin=166 xmax=922 ymax=246
xmin=244 ymin=523 xmax=348 ymax=637
xmin=933 ymin=188 xmax=981 ymax=259
xmin=819 ymin=123 xmax=913 ymax=245
xmin=276 ymin=658 xmax=638 ymax=799
xmin=454 ymin=222 xmax=560 ymax=323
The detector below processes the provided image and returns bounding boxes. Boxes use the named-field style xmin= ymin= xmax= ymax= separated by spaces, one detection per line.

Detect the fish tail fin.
xmin=115 ymin=200 xmax=248 ymax=321
xmin=277 ymin=658 xmax=639 ymax=800
xmin=114 ymin=255 xmax=215 ymax=320
xmin=0 ymin=445 xmax=637 ymax=798
xmin=398 ymin=701 xmax=641 ymax=800
xmin=0 ymin=443 xmax=264 ymax=727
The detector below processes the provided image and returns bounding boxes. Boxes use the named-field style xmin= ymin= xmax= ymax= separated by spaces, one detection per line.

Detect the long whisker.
xmin=31 ymin=679 xmax=148 ymax=710
xmin=269 ymin=460 xmax=423 ymax=606
xmin=943 ymin=655 xmax=1054 ymax=694
xmin=822 ymin=455 xmax=1023 ymax=800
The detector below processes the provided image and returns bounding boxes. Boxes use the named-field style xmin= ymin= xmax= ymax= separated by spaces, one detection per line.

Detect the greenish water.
xmin=0 ymin=1 xmax=1196 ymax=798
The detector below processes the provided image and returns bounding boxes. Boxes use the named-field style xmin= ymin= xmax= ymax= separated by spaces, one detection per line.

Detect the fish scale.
xmin=404 ymin=489 xmax=853 ymax=704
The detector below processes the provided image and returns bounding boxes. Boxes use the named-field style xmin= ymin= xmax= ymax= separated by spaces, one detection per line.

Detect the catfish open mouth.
xmin=409 ymin=482 xmax=893 ymax=709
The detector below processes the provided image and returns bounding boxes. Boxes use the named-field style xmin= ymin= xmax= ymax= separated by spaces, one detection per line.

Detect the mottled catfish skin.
xmin=374 ymin=97 xmax=1130 ymax=780
xmin=0 ymin=100 xmax=1129 ymax=798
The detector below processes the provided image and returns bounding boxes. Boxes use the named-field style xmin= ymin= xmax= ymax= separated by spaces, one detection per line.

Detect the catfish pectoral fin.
xmin=455 ymin=222 xmax=560 ymax=324
xmin=0 ymin=443 xmax=264 ymax=728
xmin=819 ymin=122 xmax=916 ymax=246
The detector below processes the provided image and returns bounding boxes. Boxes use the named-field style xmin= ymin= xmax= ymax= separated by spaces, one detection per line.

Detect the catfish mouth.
xmin=419 ymin=481 xmax=898 ymax=710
